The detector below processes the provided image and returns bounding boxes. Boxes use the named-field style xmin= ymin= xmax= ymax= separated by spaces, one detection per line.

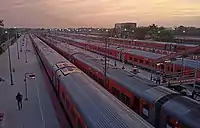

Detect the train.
xmin=37 ymin=34 xmax=200 ymax=128
xmin=47 ymin=35 xmax=200 ymax=80
xmin=64 ymin=33 xmax=198 ymax=53
xmin=30 ymin=34 xmax=154 ymax=128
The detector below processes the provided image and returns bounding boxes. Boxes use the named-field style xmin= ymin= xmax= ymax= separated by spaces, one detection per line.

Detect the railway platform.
xmin=0 ymin=35 xmax=64 ymax=128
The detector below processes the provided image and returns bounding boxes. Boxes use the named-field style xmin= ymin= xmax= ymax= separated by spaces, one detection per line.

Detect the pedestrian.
xmin=12 ymin=68 xmax=15 ymax=72
xmin=16 ymin=92 xmax=23 ymax=110
xmin=0 ymin=77 xmax=5 ymax=82
xmin=114 ymin=61 xmax=117 ymax=67
xmin=158 ymin=77 xmax=161 ymax=85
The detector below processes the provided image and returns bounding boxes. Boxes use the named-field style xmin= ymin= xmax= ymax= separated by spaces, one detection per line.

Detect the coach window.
xmin=168 ymin=67 xmax=170 ymax=71
xmin=99 ymin=78 xmax=104 ymax=85
xmin=171 ymin=67 xmax=173 ymax=72
xmin=112 ymin=87 xmax=115 ymax=95
xmin=71 ymin=108 xmax=76 ymax=120
xmin=66 ymin=98 xmax=69 ymax=108
xmin=161 ymin=65 xmax=164 ymax=70
xmin=126 ymin=96 xmax=130 ymax=106
xmin=62 ymin=92 xmax=65 ymax=100
xmin=116 ymin=89 xmax=120 ymax=98
xmin=139 ymin=60 xmax=143 ymax=63
xmin=93 ymin=74 xmax=97 ymax=80
xmin=134 ymin=58 xmax=137 ymax=62
xmin=78 ymin=119 xmax=84 ymax=128
xmin=121 ymin=93 xmax=126 ymax=102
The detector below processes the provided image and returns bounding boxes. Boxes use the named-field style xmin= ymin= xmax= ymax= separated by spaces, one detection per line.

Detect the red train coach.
xmin=66 ymin=34 xmax=197 ymax=53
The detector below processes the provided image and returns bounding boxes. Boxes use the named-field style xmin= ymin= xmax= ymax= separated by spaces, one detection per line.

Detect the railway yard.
xmin=0 ymin=32 xmax=200 ymax=128
xmin=38 ymin=31 xmax=200 ymax=128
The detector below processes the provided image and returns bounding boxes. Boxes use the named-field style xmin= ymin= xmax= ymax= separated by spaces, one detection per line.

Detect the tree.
xmin=157 ymin=29 xmax=174 ymax=42
xmin=134 ymin=27 xmax=150 ymax=40
xmin=148 ymin=24 xmax=159 ymax=40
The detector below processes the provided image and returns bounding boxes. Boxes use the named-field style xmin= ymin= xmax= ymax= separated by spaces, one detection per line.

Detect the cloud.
xmin=0 ymin=0 xmax=200 ymax=27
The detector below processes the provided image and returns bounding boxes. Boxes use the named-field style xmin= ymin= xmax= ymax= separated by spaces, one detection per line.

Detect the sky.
xmin=0 ymin=0 xmax=200 ymax=28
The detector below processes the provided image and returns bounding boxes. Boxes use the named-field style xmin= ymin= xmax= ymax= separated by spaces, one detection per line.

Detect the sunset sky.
xmin=0 ymin=0 xmax=200 ymax=28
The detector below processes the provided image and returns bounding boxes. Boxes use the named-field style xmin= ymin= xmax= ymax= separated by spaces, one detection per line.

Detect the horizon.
xmin=0 ymin=0 xmax=200 ymax=28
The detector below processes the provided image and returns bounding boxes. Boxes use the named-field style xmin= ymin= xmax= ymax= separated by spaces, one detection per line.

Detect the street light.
xmin=5 ymin=31 xmax=14 ymax=85
xmin=24 ymin=73 xmax=35 ymax=100
xmin=183 ymin=30 xmax=186 ymax=41
xmin=25 ymin=38 xmax=28 ymax=63
xmin=14 ymin=27 xmax=20 ymax=59
xmin=104 ymin=37 xmax=108 ymax=88
xmin=122 ymin=35 xmax=126 ymax=69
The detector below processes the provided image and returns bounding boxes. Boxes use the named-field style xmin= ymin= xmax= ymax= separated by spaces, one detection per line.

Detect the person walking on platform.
xmin=16 ymin=92 xmax=23 ymax=110
xmin=0 ymin=77 xmax=5 ymax=82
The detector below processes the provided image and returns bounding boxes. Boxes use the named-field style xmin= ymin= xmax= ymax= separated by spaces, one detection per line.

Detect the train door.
xmin=165 ymin=44 xmax=171 ymax=51
xmin=171 ymin=45 xmax=176 ymax=52
xmin=121 ymin=51 xmax=125 ymax=62
xmin=57 ymin=79 xmax=60 ymax=94
xmin=133 ymin=96 xmax=140 ymax=113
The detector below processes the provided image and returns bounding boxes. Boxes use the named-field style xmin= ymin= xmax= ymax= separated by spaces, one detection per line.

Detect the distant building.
xmin=114 ymin=22 xmax=137 ymax=38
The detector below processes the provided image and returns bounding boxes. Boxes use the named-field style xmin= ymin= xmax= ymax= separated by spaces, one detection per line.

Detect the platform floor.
xmin=0 ymin=35 xmax=61 ymax=128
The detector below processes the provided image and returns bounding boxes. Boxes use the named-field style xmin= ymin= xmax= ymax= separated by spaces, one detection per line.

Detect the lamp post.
xmin=183 ymin=30 xmax=186 ymax=41
xmin=25 ymin=37 xmax=28 ymax=63
xmin=5 ymin=31 xmax=14 ymax=85
xmin=104 ymin=36 xmax=108 ymax=88
xmin=103 ymin=29 xmax=111 ymax=88
xmin=14 ymin=27 xmax=20 ymax=59
xmin=20 ymin=36 xmax=23 ymax=52
xmin=122 ymin=35 xmax=125 ymax=69
xmin=24 ymin=73 xmax=35 ymax=100
xmin=180 ymin=57 xmax=184 ymax=85
xmin=150 ymin=63 xmax=154 ymax=81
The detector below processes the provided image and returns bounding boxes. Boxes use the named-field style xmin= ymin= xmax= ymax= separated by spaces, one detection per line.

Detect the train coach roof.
xmin=106 ymin=44 xmax=165 ymax=59
xmin=73 ymin=53 xmax=155 ymax=98
xmin=162 ymin=96 xmax=200 ymax=128
xmin=107 ymin=68 xmax=154 ymax=97
xmin=63 ymin=36 xmax=86 ymax=43
xmin=62 ymin=36 xmax=165 ymax=59
xmin=142 ymin=86 xmax=177 ymax=103
xmin=33 ymin=36 xmax=68 ymax=66
xmin=172 ymin=59 xmax=200 ymax=69
xmin=133 ymin=39 xmax=197 ymax=47
xmin=60 ymin=73 xmax=153 ymax=128
xmin=125 ymin=49 xmax=165 ymax=59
